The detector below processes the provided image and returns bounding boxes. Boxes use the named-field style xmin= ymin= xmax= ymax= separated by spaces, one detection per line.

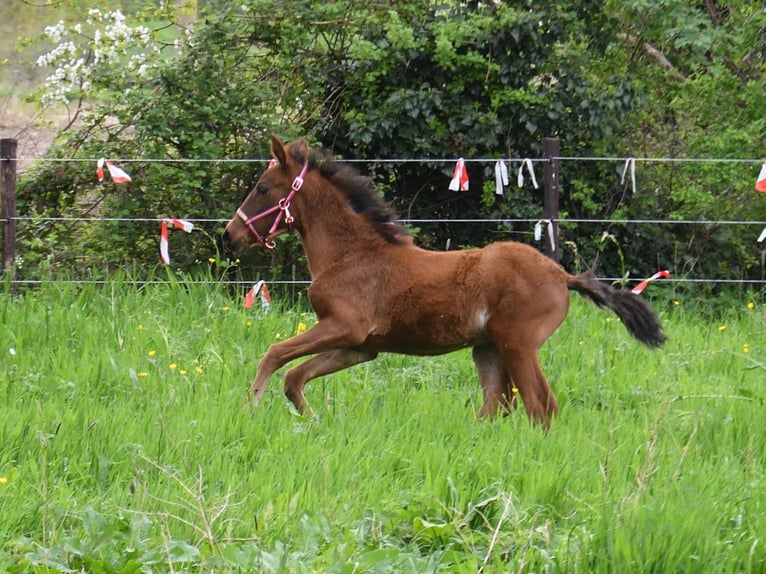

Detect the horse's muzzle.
xmin=221 ymin=229 xmax=239 ymax=256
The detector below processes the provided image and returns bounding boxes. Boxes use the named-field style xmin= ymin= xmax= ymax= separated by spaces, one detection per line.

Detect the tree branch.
xmin=617 ymin=32 xmax=686 ymax=83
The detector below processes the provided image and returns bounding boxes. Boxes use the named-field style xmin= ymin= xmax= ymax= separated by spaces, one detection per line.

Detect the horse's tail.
xmin=567 ymin=272 xmax=666 ymax=348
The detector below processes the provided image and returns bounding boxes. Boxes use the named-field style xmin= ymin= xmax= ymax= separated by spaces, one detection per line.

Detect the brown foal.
xmin=222 ymin=136 xmax=665 ymax=425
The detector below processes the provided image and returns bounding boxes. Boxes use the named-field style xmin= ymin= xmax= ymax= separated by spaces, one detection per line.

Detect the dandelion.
xmin=275 ymin=333 xmax=282 ymax=340
xmin=222 ymin=306 xmax=230 ymax=312
xmin=296 ymin=322 xmax=308 ymax=334
xmin=0 ymin=477 xmax=7 ymax=485
xmin=195 ymin=366 xmax=203 ymax=374
xmin=137 ymin=371 xmax=148 ymax=377
xmin=246 ymin=321 xmax=252 ymax=328
xmin=743 ymin=344 xmax=749 ymax=353
xmin=511 ymin=387 xmax=519 ymax=394
xmin=718 ymin=325 xmax=726 ymax=332
xmin=747 ymin=302 xmax=755 ymax=310
xmin=208 ymin=257 xmax=216 ymax=264
xmin=169 ymin=363 xmax=177 ymax=371
xmin=137 ymin=324 xmax=143 ymax=331
xmin=673 ymin=300 xmax=680 ymax=306
xmin=147 ymin=349 xmax=156 ymax=357
xmin=179 ymin=369 xmax=187 ymax=376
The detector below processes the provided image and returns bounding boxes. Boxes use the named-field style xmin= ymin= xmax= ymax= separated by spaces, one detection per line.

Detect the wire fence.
xmin=3 ymin=149 xmax=766 ymax=288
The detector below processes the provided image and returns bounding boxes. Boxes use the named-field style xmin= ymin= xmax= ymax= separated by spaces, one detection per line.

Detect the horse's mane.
xmin=300 ymin=146 xmax=411 ymax=245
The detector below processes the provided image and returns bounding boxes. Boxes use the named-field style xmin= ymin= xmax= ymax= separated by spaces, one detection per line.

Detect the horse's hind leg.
xmin=502 ymin=347 xmax=558 ymax=426
xmin=283 ymin=349 xmax=377 ymax=413
xmin=472 ymin=344 xmax=518 ymax=417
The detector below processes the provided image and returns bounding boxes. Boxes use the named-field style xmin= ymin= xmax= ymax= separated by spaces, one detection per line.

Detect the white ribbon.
xmin=534 ymin=219 xmax=555 ymax=252
xmin=517 ymin=159 xmax=539 ymax=189
xmin=621 ymin=157 xmax=636 ymax=194
xmin=757 ymin=227 xmax=766 ymax=243
xmin=495 ymin=160 xmax=509 ymax=195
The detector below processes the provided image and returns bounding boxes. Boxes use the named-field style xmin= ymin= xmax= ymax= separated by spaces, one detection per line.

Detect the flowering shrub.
xmin=34 ymin=8 xmax=166 ymax=111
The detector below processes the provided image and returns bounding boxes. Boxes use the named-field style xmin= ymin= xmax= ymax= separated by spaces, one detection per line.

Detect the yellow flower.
xmin=169 ymin=363 xmax=177 ymax=370
xmin=195 ymin=366 xmax=203 ymax=374
xmin=222 ymin=306 xmax=230 ymax=312
xmin=148 ymin=350 xmax=156 ymax=357
xmin=179 ymin=369 xmax=187 ymax=376
xmin=511 ymin=387 xmax=519 ymax=394
xmin=743 ymin=344 xmax=749 ymax=353
xmin=208 ymin=257 xmax=216 ymax=264
xmin=137 ymin=324 xmax=143 ymax=331
xmin=296 ymin=322 xmax=308 ymax=334
xmin=718 ymin=325 xmax=726 ymax=332
xmin=673 ymin=300 xmax=680 ymax=306
xmin=0 ymin=477 xmax=7 ymax=485
xmin=747 ymin=302 xmax=755 ymax=310
xmin=137 ymin=371 xmax=148 ymax=377
xmin=246 ymin=321 xmax=252 ymax=327
xmin=275 ymin=333 xmax=282 ymax=340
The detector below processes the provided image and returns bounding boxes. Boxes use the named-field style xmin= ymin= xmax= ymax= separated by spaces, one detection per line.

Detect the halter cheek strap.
xmin=237 ymin=163 xmax=308 ymax=251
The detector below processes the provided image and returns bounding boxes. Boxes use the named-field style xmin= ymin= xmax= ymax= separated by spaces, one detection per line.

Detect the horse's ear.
xmin=270 ymin=134 xmax=288 ymax=167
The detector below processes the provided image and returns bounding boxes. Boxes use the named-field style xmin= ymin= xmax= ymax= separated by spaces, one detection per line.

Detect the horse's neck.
xmin=295 ymin=193 xmax=383 ymax=276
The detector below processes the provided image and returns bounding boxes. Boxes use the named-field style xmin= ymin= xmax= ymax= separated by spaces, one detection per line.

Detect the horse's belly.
xmin=361 ymin=309 xmax=489 ymax=355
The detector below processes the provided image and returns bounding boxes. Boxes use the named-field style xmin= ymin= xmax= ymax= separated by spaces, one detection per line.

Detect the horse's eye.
xmin=256 ymin=185 xmax=268 ymax=195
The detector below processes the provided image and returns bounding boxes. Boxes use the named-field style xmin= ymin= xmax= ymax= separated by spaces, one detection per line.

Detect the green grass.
xmin=0 ymin=279 xmax=764 ymax=572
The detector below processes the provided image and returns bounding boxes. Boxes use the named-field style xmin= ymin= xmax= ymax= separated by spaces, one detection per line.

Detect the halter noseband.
xmin=236 ymin=163 xmax=308 ymax=251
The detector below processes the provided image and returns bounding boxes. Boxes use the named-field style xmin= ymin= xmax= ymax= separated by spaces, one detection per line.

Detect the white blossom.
xmin=35 ymin=9 xmax=162 ymax=109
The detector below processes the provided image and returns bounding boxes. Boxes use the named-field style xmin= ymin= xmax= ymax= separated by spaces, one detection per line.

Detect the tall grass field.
xmin=1 ymin=278 xmax=764 ymax=572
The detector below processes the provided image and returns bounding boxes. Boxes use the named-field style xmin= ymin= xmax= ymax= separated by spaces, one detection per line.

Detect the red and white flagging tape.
xmin=756 ymin=161 xmax=766 ymax=193
xmin=449 ymin=158 xmax=469 ymax=191
xmin=96 ymin=158 xmax=132 ymax=183
xmin=160 ymin=219 xmax=194 ymax=264
xmin=631 ymin=270 xmax=671 ymax=295
xmin=245 ymin=280 xmax=271 ymax=310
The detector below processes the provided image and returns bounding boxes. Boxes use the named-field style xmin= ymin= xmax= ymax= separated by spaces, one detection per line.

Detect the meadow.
xmin=0 ymin=278 xmax=764 ymax=572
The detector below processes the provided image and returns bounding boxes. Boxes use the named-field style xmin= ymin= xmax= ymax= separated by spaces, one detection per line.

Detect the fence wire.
xmin=2 ymin=150 xmax=765 ymax=288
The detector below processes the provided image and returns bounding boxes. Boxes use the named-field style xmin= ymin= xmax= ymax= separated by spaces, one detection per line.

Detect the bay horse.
xmin=222 ymin=136 xmax=665 ymax=425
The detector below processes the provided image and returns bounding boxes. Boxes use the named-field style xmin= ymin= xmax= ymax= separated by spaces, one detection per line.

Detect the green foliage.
xmin=12 ymin=0 xmax=766 ymax=287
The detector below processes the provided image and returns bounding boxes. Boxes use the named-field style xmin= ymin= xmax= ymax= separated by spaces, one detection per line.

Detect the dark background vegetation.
xmin=3 ymin=0 xmax=765 ymax=295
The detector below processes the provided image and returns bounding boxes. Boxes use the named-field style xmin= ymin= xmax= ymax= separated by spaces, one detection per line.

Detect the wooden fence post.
xmin=542 ymin=137 xmax=560 ymax=264
xmin=1 ymin=138 xmax=18 ymax=277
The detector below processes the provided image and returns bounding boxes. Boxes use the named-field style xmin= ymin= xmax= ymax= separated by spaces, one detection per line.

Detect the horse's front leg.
xmin=249 ymin=317 xmax=368 ymax=408
xmin=283 ymin=349 xmax=378 ymax=413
